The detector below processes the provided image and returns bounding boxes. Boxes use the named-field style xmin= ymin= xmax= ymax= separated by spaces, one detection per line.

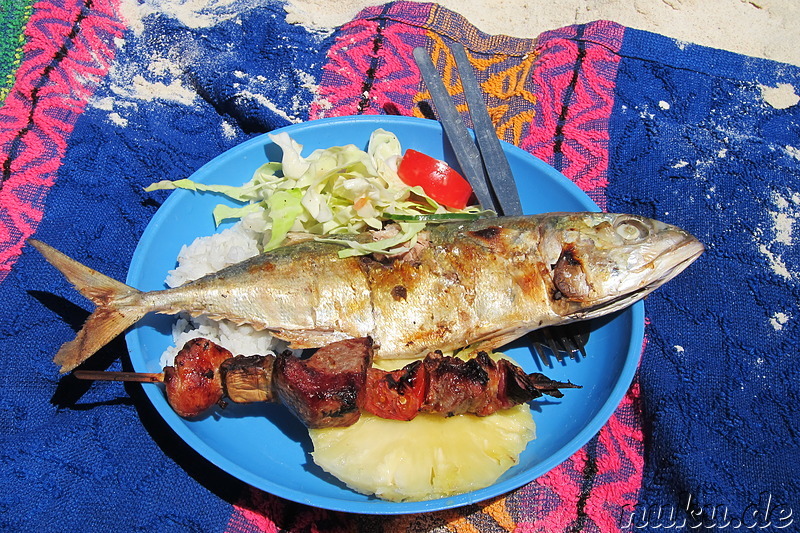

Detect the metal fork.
xmin=413 ymin=43 xmax=590 ymax=366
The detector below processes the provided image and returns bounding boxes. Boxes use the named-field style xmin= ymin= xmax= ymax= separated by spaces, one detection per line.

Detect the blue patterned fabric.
xmin=609 ymin=29 xmax=800 ymax=527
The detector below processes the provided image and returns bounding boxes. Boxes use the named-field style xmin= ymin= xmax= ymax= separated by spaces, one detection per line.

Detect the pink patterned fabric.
xmin=0 ymin=0 xmax=124 ymax=283
xmin=309 ymin=5 xmax=427 ymax=119
xmin=514 ymin=381 xmax=644 ymax=532
xmin=523 ymin=22 xmax=626 ymax=211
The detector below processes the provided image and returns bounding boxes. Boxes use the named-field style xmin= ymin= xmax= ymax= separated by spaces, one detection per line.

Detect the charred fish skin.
xmin=366 ymin=213 xmax=703 ymax=357
xmin=365 ymin=219 xmax=558 ymax=358
xmin=30 ymin=213 xmax=703 ymax=372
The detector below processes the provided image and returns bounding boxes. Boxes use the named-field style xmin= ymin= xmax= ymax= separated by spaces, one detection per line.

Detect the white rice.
xmin=158 ymin=221 xmax=285 ymax=368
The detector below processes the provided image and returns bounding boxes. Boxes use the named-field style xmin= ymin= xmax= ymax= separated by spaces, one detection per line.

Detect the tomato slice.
xmin=396 ymin=149 xmax=474 ymax=209
xmin=363 ymin=361 xmax=427 ymax=421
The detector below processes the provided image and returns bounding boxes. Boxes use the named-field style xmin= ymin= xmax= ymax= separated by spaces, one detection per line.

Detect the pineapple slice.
xmin=309 ymin=353 xmax=536 ymax=502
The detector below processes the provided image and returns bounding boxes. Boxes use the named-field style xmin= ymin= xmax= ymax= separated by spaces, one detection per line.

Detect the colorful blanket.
xmin=1 ymin=1 xmax=798 ymax=530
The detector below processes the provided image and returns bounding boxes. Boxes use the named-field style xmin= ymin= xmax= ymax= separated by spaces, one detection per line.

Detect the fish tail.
xmin=29 ymin=239 xmax=148 ymax=373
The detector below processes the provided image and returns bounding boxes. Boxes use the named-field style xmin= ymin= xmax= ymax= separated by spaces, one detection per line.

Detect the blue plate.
xmin=126 ymin=115 xmax=643 ymax=514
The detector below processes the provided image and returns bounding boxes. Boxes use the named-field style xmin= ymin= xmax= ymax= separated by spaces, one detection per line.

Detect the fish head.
xmin=537 ymin=213 xmax=704 ymax=320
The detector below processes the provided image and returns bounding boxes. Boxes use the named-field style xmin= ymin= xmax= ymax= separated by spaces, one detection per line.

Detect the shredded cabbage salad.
xmin=146 ymin=129 xmax=486 ymax=257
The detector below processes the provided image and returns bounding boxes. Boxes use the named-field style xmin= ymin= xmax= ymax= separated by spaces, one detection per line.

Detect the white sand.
xmin=286 ymin=0 xmax=800 ymax=67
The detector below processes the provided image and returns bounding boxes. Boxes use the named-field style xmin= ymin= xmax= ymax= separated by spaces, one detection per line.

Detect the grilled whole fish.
xmin=31 ymin=213 xmax=703 ymax=373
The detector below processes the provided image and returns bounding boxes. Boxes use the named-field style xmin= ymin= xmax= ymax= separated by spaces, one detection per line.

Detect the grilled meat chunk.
xmin=163 ymin=338 xmax=232 ymax=417
xmin=273 ymin=337 xmax=374 ymax=428
xmin=422 ymin=352 xmax=495 ymax=417
xmin=418 ymin=351 xmax=579 ymax=418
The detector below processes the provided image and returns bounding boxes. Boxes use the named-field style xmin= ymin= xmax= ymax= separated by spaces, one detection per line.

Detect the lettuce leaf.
xmin=146 ymin=128 xmax=485 ymax=257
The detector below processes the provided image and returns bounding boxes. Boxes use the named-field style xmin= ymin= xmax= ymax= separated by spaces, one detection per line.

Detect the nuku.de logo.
xmin=618 ymin=492 xmax=793 ymax=529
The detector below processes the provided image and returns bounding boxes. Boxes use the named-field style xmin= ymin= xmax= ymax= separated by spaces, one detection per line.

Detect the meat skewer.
xmin=73 ymin=371 xmax=165 ymax=382
xmin=75 ymin=337 xmax=580 ymax=428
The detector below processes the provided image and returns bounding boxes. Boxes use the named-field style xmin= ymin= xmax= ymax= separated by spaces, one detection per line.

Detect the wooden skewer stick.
xmin=73 ymin=370 xmax=165 ymax=383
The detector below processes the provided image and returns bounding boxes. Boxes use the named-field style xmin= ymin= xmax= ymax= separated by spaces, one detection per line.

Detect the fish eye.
xmin=614 ymin=219 xmax=649 ymax=242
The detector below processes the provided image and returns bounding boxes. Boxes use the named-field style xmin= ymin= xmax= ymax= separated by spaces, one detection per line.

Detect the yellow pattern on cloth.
xmin=412 ymin=30 xmax=537 ymax=146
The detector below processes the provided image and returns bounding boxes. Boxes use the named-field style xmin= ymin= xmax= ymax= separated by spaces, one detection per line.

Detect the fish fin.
xmin=29 ymin=239 xmax=146 ymax=373
xmin=51 ymin=305 xmax=145 ymax=373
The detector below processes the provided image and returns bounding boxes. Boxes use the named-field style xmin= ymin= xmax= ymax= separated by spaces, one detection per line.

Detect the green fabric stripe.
xmin=0 ymin=0 xmax=35 ymax=103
